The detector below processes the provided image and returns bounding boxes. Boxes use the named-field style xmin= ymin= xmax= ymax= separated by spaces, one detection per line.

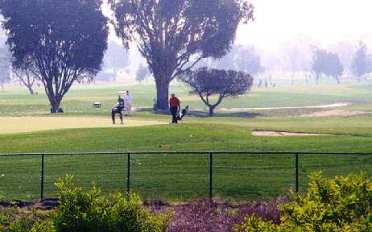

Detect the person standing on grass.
xmin=124 ymin=90 xmax=133 ymax=115
xmin=112 ymin=95 xmax=125 ymax=124
xmin=169 ymin=93 xmax=181 ymax=124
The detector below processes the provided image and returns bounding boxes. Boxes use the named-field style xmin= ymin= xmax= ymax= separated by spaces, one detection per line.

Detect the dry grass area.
xmin=0 ymin=116 xmax=166 ymax=134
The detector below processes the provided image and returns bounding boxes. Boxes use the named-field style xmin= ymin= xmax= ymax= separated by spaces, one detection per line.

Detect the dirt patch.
xmin=301 ymin=110 xmax=366 ymax=118
xmin=252 ymin=130 xmax=327 ymax=137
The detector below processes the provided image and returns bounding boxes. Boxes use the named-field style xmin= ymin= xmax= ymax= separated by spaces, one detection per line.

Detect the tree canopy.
xmin=351 ymin=42 xmax=371 ymax=80
xmin=181 ymin=68 xmax=253 ymax=116
xmin=311 ymin=48 xmax=344 ymax=84
xmin=109 ymin=0 xmax=254 ymax=110
xmin=0 ymin=0 xmax=109 ymax=112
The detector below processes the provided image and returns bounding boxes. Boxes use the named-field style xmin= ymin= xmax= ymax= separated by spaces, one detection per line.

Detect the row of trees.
xmin=311 ymin=42 xmax=372 ymax=85
xmin=0 ymin=0 xmax=253 ymax=112
xmin=2 ymin=0 xmax=370 ymax=114
xmin=143 ymin=41 xmax=371 ymax=88
xmin=351 ymin=42 xmax=372 ymax=81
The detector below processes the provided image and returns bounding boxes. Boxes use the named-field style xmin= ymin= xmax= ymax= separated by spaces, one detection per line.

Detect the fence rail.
xmin=0 ymin=151 xmax=371 ymax=201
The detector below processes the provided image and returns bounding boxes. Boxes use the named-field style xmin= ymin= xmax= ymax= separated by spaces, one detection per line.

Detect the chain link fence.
xmin=0 ymin=152 xmax=371 ymax=201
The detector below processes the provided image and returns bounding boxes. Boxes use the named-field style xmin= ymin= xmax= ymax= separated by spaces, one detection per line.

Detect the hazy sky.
xmin=237 ymin=0 xmax=372 ymax=50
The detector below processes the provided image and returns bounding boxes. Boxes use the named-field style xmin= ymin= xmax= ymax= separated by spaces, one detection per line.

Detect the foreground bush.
xmin=54 ymin=175 xmax=170 ymax=232
xmin=236 ymin=172 xmax=371 ymax=232
xmin=1 ymin=176 xmax=170 ymax=232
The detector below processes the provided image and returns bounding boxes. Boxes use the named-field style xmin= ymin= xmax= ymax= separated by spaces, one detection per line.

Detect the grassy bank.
xmin=0 ymin=123 xmax=371 ymax=201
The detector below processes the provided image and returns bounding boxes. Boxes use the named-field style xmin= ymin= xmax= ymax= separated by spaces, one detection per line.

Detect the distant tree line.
xmin=199 ymin=45 xmax=264 ymax=77
xmin=351 ymin=42 xmax=372 ymax=81
xmin=311 ymin=48 xmax=344 ymax=84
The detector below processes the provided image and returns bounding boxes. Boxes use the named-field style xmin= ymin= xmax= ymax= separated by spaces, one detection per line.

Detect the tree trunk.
xmin=334 ymin=76 xmax=341 ymax=84
xmin=209 ymin=106 xmax=215 ymax=116
xmin=49 ymin=96 xmax=62 ymax=113
xmin=26 ymin=85 xmax=34 ymax=95
xmin=315 ymin=74 xmax=320 ymax=85
xmin=155 ymin=78 xmax=170 ymax=111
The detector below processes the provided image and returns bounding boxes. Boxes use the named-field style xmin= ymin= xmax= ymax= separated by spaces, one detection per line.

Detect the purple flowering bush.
xmin=147 ymin=197 xmax=285 ymax=232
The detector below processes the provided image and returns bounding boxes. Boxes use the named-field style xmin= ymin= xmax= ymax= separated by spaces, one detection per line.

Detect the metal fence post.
xmin=209 ymin=152 xmax=213 ymax=201
xmin=40 ymin=154 xmax=45 ymax=200
xmin=127 ymin=153 xmax=131 ymax=195
xmin=295 ymin=153 xmax=299 ymax=192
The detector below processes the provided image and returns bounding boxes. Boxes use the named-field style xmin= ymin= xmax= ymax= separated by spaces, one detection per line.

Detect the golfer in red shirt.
xmin=169 ymin=93 xmax=180 ymax=123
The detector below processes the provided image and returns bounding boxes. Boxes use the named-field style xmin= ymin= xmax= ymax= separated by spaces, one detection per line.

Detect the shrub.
xmin=236 ymin=172 xmax=371 ymax=232
xmin=167 ymin=198 xmax=284 ymax=232
xmin=54 ymin=175 xmax=170 ymax=232
xmin=30 ymin=221 xmax=56 ymax=232
xmin=1 ymin=209 xmax=53 ymax=232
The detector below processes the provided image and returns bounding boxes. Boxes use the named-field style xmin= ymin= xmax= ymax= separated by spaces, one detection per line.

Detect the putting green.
xmin=0 ymin=116 xmax=166 ymax=134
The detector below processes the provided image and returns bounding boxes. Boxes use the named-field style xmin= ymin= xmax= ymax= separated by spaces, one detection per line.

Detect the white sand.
xmin=252 ymin=130 xmax=327 ymax=137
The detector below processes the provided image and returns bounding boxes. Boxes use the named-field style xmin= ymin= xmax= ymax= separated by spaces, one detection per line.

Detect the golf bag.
xmin=177 ymin=105 xmax=189 ymax=120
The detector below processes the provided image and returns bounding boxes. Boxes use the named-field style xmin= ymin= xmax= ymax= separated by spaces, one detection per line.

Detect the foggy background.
xmin=2 ymin=0 xmax=372 ymax=85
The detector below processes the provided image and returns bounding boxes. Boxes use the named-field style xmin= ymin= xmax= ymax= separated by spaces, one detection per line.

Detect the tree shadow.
xmin=135 ymin=108 xmax=262 ymax=118
xmin=188 ymin=110 xmax=262 ymax=118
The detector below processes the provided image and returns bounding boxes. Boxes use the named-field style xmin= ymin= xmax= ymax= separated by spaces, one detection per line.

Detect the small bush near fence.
xmin=236 ymin=172 xmax=371 ymax=232
xmin=0 ymin=176 xmax=170 ymax=232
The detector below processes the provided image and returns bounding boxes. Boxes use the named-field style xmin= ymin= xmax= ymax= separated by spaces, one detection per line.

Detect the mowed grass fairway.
xmin=0 ymin=83 xmax=372 ymax=201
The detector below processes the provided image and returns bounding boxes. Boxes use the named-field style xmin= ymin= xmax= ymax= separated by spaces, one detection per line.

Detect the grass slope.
xmin=0 ymin=124 xmax=371 ymax=201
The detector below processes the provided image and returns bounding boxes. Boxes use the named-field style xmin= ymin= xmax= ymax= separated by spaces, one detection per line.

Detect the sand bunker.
xmin=0 ymin=116 xmax=166 ymax=135
xmin=301 ymin=110 xmax=366 ymax=117
xmin=252 ymin=130 xmax=327 ymax=137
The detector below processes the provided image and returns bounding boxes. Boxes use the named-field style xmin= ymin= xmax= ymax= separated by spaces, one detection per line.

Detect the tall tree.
xmin=97 ymin=40 xmax=130 ymax=81
xmin=351 ymin=42 xmax=371 ymax=81
xmin=136 ymin=63 xmax=151 ymax=82
xmin=181 ymin=68 xmax=253 ymax=116
xmin=282 ymin=43 xmax=312 ymax=85
xmin=0 ymin=0 xmax=109 ymax=112
xmin=13 ymin=67 xmax=37 ymax=95
xmin=109 ymin=0 xmax=253 ymax=110
xmin=200 ymin=45 xmax=264 ymax=76
xmin=312 ymin=48 xmax=344 ymax=84
xmin=0 ymin=44 xmax=10 ymax=90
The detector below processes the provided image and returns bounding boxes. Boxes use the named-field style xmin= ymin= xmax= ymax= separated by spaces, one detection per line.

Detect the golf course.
xmin=0 ymin=83 xmax=371 ymax=201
